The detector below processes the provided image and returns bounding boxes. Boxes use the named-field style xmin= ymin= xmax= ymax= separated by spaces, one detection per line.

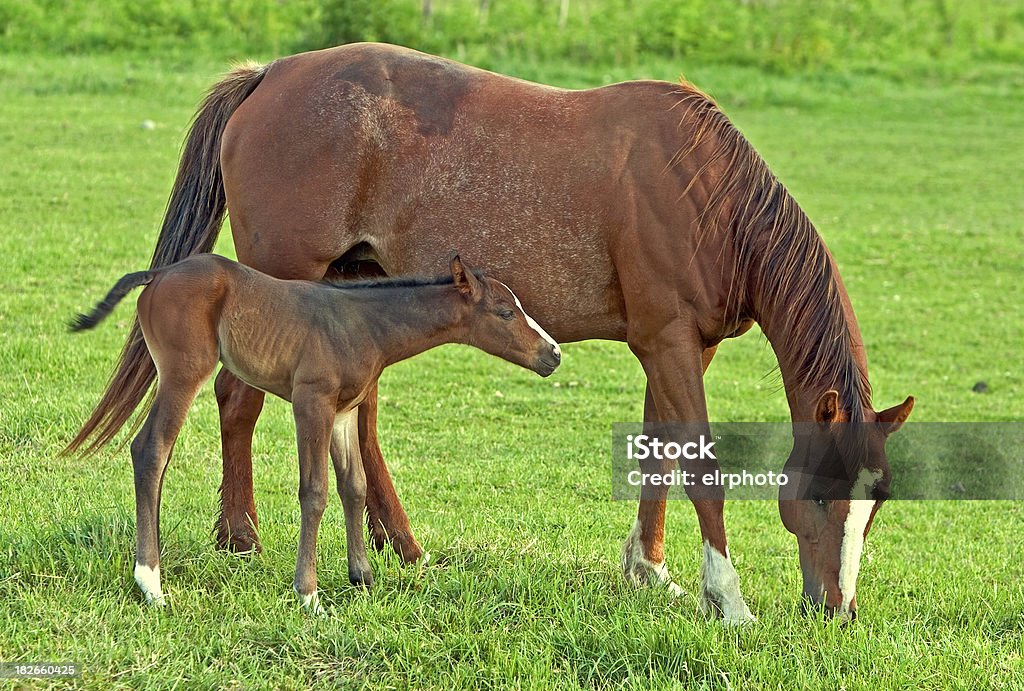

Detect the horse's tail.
xmin=69 ymin=271 xmax=154 ymax=332
xmin=63 ymin=62 xmax=268 ymax=457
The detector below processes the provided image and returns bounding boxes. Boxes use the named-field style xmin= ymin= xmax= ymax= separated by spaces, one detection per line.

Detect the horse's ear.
xmin=449 ymin=253 xmax=481 ymax=300
xmin=814 ymin=390 xmax=841 ymax=426
xmin=877 ymin=396 xmax=914 ymax=435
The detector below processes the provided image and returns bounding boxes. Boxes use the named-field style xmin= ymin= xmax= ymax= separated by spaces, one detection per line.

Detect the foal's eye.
xmin=814 ymin=497 xmax=828 ymax=508
xmin=499 ymin=309 xmax=515 ymax=321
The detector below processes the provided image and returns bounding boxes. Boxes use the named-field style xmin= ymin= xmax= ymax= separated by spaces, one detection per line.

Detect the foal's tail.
xmin=69 ymin=271 xmax=154 ymax=332
xmin=64 ymin=62 xmax=268 ymax=457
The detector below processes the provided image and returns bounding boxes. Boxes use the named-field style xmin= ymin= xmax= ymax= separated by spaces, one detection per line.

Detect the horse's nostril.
xmin=552 ymin=346 xmax=561 ymax=362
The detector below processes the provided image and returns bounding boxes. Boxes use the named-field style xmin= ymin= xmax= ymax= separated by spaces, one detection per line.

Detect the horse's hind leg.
xmin=214 ymin=369 xmax=264 ymax=553
xmin=212 ymin=253 xmax=422 ymax=564
xmin=332 ymin=409 xmax=373 ymax=588
xmin=359 ymin=383 xmax=423 ymax=564
xmin=131 ymin=372 xmax=210 ymax=606
xmin=212 ymin=252 xmax=323 ymax=554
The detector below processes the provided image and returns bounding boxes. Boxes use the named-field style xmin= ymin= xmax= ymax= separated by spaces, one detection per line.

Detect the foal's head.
xmin=779 ymin=391 xmax=914 ymax=622
xmin=448 ymin=254 xmax=561 ymax=377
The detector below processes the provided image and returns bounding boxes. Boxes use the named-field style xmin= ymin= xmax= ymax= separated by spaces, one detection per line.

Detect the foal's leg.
xmin=627 ymin=325 xmax=754 ymax=624
xmin=212 ymin=245 xmax=327 ymax=554
xmin=131 ymin=374 xmax=207 ymax=606
xmin=291 ymin=388 xmax=336 ymax=614
xmin=213 ymin=252 xmax=421 ymax=562
xmin=332 ymin=409 xmax=373 ymax=587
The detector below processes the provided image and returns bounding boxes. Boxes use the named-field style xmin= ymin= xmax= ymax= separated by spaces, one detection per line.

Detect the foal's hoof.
xmin=349 ymin=568 xmax=374 ymax=589
xmin=368 ymin=524 xmax=424 ymax=565
xmin=296 ymin=589 xmax=324 ymax=616
xmin=393 ymin=534 xmax=425 ymax=565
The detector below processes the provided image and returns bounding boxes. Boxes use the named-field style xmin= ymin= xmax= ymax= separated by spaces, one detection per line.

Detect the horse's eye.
xmin=814 ymin=497 xmax=828 ymax=508
xmin=499 ymin=309 xmax=515 ymax=321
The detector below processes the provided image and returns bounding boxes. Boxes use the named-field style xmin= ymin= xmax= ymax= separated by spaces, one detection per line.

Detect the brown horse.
xmin=69 ymin=253 xmax=560 ymax=610
xmin=67 ymin=43 xmax=914 ymax=623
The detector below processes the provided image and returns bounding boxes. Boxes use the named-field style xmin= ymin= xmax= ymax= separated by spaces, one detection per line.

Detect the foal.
xmin=71 ymin=253 xmax=560 ymax=611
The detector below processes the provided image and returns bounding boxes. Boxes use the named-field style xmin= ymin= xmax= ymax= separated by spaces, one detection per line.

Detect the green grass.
xmin=1 ymin=52 xmax=1022 ymax=689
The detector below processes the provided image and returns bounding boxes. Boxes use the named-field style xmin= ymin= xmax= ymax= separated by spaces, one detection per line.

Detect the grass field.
xmin=1 ymin=52 xmax=1022 ymax=689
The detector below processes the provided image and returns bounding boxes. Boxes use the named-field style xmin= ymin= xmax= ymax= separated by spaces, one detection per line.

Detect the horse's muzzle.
xmin=801 ymin=596 xmax=858 ymax=626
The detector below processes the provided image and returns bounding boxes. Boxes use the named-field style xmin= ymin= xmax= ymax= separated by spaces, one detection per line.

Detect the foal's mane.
xmin=321 ymin=269 xmax=487 ymax=291
xmin=670 ymin=81 xmax=871 ymax=423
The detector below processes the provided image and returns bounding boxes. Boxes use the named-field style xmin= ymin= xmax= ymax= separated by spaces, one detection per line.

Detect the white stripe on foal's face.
xmin=134 ymin=562 xmax=165 ymax=606
xmin=838 ymin=468 xmax=883 ymax=611
xmin=498 ymin=282 xmax=560 ymax=357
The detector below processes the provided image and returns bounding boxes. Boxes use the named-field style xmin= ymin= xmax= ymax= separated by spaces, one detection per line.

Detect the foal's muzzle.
xmin=534 ymin=344 xmax=561 ymax=377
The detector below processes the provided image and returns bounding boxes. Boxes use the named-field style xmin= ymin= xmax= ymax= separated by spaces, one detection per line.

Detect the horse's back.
xmin=220 ymin=44 xmax=713 ymax=342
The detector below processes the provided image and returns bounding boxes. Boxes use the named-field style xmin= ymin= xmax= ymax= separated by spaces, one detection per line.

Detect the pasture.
xmin=1 ymin=51 xmax=1022 ymax=689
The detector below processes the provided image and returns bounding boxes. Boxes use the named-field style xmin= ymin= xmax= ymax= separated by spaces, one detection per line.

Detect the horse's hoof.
xmin=215 ymin=530 xmax=262 ymax=555
xmin=722 ymin=610 xmax=757 ymax=627
xmin=367 ymin=526 xmax=423 ymax=564
xmin=395 ymin=536 xmax=424 ymax=565
xmin=144 ymin=594 xmax=167 ymax=608
xmin=701 ymin=592 xmax=756 ymax=626
xmin=622 ymin=549 xmax=682 ymax=595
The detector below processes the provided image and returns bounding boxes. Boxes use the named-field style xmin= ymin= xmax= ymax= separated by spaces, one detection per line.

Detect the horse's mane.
xmin=670 ymin=80 xmax=871 ymax=424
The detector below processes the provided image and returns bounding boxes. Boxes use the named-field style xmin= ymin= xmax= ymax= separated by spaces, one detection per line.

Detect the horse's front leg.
xmin=621 ymin=383 xmax=684 ymax=596
xmin=626 ymin=322 xmax=754 ymax=625
xmin=358 ymin=382 xmax=424 ymax=564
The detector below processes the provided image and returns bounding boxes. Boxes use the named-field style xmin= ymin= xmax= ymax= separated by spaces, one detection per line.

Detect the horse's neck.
xmin=751 ymin=244 xmax=870 ymax=423
xmin=349 ymin=286 xmax=466 ymax=367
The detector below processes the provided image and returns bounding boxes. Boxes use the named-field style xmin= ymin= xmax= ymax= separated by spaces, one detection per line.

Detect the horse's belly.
xmin=224 ymin=47 xmax=635 ymax=342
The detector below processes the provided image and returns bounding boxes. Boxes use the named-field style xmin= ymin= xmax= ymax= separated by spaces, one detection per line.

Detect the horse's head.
xmin=448 ymin=253 xmax=561 ymax=377
xmin=779 ymin=390 xmax=914 ymax=622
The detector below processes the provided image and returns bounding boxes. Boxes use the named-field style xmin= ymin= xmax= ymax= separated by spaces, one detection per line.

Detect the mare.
xmin=66 ymin=43 xmax=913 ymax=623
xmin=68 ymin=253 xmax=560 ymax=610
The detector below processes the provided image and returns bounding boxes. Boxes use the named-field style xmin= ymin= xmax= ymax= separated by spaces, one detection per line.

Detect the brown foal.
xmin=70 ymin=253 xmax=560 ymax=610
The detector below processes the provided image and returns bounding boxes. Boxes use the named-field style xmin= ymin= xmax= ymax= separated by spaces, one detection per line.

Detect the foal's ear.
xmin=449 ymin=253 xmax=481 ymax=300
xmin=814 ymin=390 xmax=841 ymax=426
xmin=877 ymin=396 xmax=914 ymax=435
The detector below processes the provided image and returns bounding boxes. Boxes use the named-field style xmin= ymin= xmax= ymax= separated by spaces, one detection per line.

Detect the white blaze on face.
xmin=838 ymin=468 xmax=883 ymax=611
xmin=134 ymin=562 xmax=165 ymax=606
xmin=498 ymin=282 xmax=560 ymax=357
